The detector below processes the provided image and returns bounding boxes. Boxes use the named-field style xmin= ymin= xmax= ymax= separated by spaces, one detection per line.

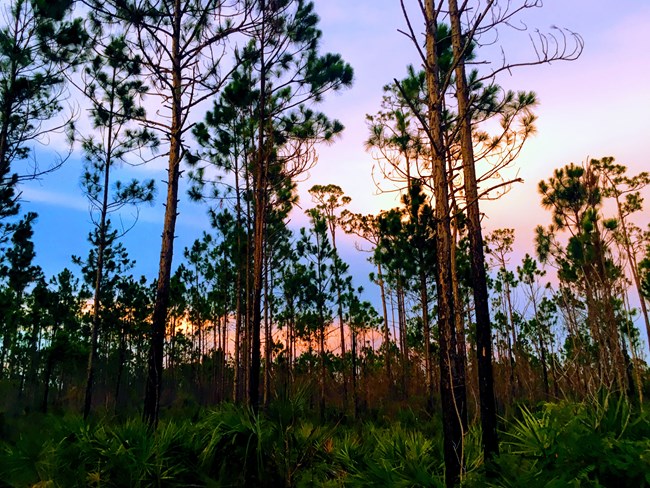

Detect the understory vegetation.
xmin=1 ymin=392 xmax=649 ymax=487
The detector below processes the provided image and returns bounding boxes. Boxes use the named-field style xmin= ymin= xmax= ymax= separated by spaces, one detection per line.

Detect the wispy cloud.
xmin=20 ymin=186 xmax=88 ymax=213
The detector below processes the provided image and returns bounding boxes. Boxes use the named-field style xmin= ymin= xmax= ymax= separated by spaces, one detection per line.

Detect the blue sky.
xmin=16 ymin=0 xmax=650 ymax=346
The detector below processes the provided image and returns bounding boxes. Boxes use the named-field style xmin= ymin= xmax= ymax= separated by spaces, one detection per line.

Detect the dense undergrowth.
xmin=1 ymin=393 xmax=649 ymax=487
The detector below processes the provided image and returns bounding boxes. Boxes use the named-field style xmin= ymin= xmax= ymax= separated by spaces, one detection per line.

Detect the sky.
xmin=16 ymin=1 xmax=650 ymax=345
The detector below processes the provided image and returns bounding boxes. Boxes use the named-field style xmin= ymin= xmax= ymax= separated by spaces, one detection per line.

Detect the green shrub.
xmin=0 ymin=396 xmax=647 ymax=487
xmin=490 ymin=395 xmax=650 ymax=487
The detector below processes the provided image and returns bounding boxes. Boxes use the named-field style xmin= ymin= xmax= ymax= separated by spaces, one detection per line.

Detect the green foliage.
xmin=0 ymin=416 xmax=202 ymax=487
xmin=335 ymin=424 xmax=446 ymax=487
xmin=0 ymin=0 xmax=86 ymax=241
xmin=536 ymin=159 xmax=635 ymax=390
xmin=489 ymin=395 xmax=650 ymax=487
xmin=199 ymin=399 xmax=339 ymax=486
xmin=0 ymin=397 xmax=649 ymax=487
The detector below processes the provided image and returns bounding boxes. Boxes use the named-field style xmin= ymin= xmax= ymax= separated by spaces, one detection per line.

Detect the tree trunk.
xmin=449 ymin=0 xmax=498 ymax=459
xmin=529 ymin=292 xmax=550 ymax=399
xmin=143 ymin=0 xmax=183 ymax=427
xmin=419 ymin=268 xmax=433 ymax=409
xmin=449 ymin=219 xmax=468 ymax=431
xmin=249 ymin=2 xmax=267 ymax=411
xmin=319 ymin=319 xmax=326 ymax=418
xmin=377 ymin=263 xmax=392 ymax=385
xmin=243 ymin=168 xmax=253 ymax=401
xmin=397 ymin=276 xmax=408 ymax=397
xmin=41 ymin=322 xmax=59 ymax=414
xmin=425 ymin=2 xmax=467 ymax=484
xmin=84 ymin=84 xmax=116 ymax=420
xmin=114 ymin=327 xmax=127 ymax=412
xmin=264 ymin=246 xmax=272 ymax=406
xmin=330 ymin=230 xmax=348 ymax=406
xmin=351 ymin=326 xmax=359 ymax=418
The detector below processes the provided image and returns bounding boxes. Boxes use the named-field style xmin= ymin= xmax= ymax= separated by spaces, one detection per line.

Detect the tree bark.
xmin=377 ymin=263 xmax=393 ymax=385
xmin=449 ymin=0 xmax=499 ymax=460
xmin=249 ymin=1 xmax=267 ymax=411
xmin=425 ymin=2 xmax=467 ymax=484
xmin=143 ymin=0 xmax=183 ymax=427
xmin=419 ymin=268 xmax=434 ymax=409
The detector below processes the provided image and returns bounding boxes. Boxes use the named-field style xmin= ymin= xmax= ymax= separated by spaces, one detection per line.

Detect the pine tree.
xmin=296 ymin=208 xmax=336 ymax=417
xmin=308 ymin=184 xmax=351 ymax=403
xmin=0 ymin=0 xmax=86 ymax=246
xmin=75 ymin=35 xmax=156 ymax=419
xmin=0 ymin=212 xmax=41 ymax=379
xmin=192 ymin=0 xmax=352 ymax=411
xmin=84 ymin=0 xmax=258 ymax=426
xmin=537 ymin=162 xmax=627 ymax=392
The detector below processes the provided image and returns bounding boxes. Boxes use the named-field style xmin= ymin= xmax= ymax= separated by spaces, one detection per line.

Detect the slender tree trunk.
xmin=319 ymin=314 xmax=326 ymax=418
xmin=114 ymin=326 xmax=128 ymax=411
xmin=221 ymin=314 xmax=228 ymax=401
xmin=589 ymin=229 xmax=626 ymax=391
xmin=448 ymin=0 xmax=498 ymax=458
xmin=502 ymin=296 xmax=517 ymax=402
xmin=24 ymin=307 xmax=42 ymax=406
xmin=249 ymin=2 xmax=267 ymax=411
xmin=377 ymin=263 xmax=392 ymax=385
xmin=623 ymin=292 xmax=644 ymax=406
xmin=449 ymin=220 xmax=468 ymax=431
xmin=419 ymin=268 xmax=433 ymax=409
xmin=243 ymin=167 xmax=253 ymax=401
xmin=212 ymin=315 xmax=218 ymax=401
xmin=529 ymin=290 xmax=550 ymax=399
xmin=168 ymin=317 xmax=175 ymax=381
xmin=264 ymin=246 xmax=272 ymax=406
xmin=425 ymin=2 xmax=467 ymax=484
xmin=41 ymin=321 xmax=59 ymax=414
xmin=234 ymin=274 xmax=242 ymax=402
xmin=504 ymin=280 xmax=519 ymax=399
xmin=143 ymin=0 xmax=183 ymax=427
xmin=290 ymin=312 xmax=295 ymax=388
xmin=397 ymin=276 xmax=408 ymax=396
xmin=351 ymin=325 xmax=358 ymax=418
xmin=330 ymin=230 xmax=348 ymax=406
xmin=84 ymin=83 xmax=116 ymax=420
xmin=548 ymin=332 xmax=561 ymax=399
xmin=232 ymin=154 xmax=244 ymax=402
xmin=620 ymin=334 xmax=635 ymax=397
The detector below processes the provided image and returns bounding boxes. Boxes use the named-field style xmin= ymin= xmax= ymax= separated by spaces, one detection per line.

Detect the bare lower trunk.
xmin=319 ymin=317 xmax=326 ymax=418
xmin=449 ymin=223 xmax=468 ymax=431
xmin=114 ymin=329 xmax=127 ymax=411
xmin=351 ymin=326 xmax=358 ymax=418
xmin=143 ymin=2 xmax=183 ymax=425
xmin=264 ymin=249 xmax=272 ymax=406
xmin=250 ymin=186 xmax=265 ymax=411
xmin=397 ymin=278 xmax=408 ymax=397
xmin=420 ymin=269 xmax=433 ymax=409
xmin=377 ymin=264 xmax=392 ymax=385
